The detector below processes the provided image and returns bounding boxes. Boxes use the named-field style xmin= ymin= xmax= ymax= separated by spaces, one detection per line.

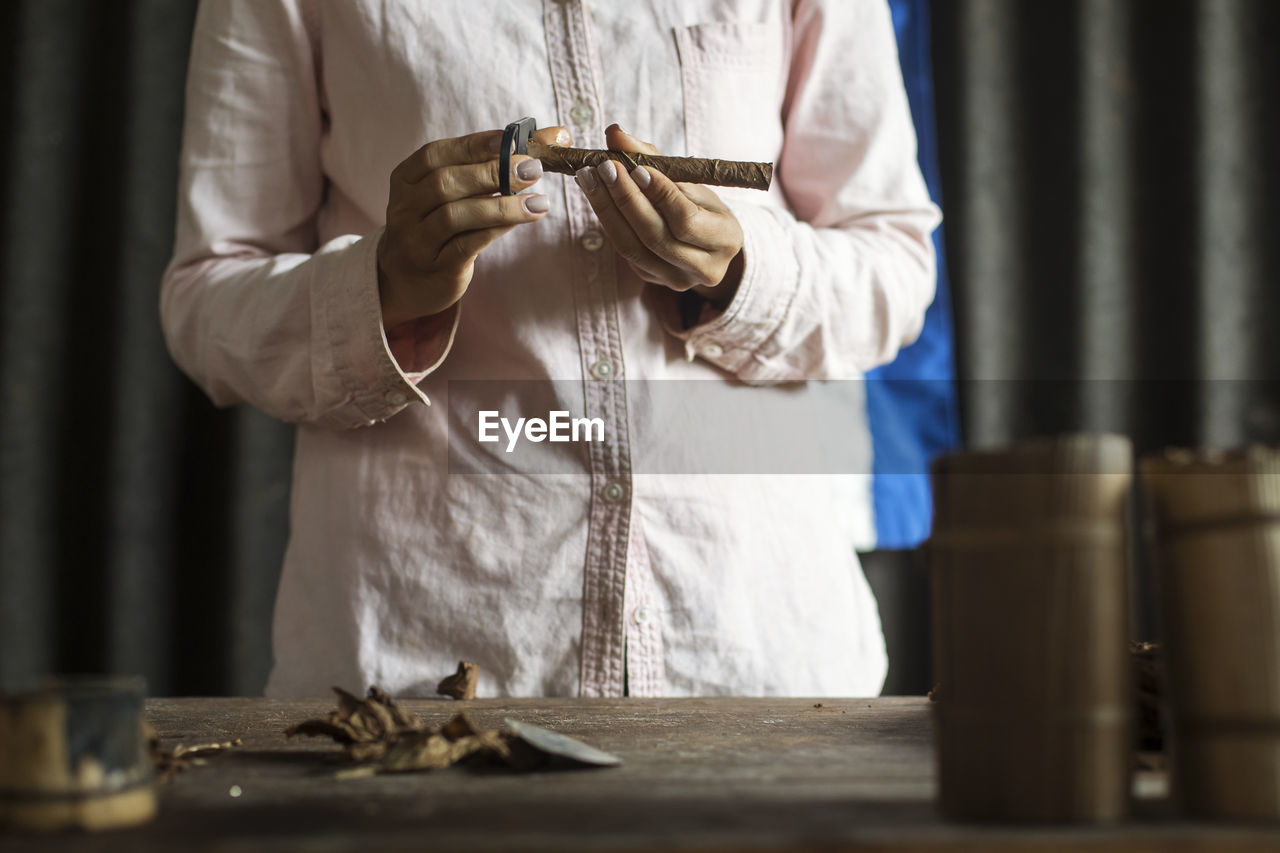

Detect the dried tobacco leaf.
xmin=374 ymin=712 xmax=513 ymax=772
xmin=147 ymin=720 xmax=242 ymax=783
xmin=380 ymin=731 xmax=482 ymax=772
xmin=440 ymin=712 xmax=481 ymax=740
xmin=285 ymin=686 xmax=424 ymax=747
xmin=285 ymin=687 xmax=500 ymax=771
xmin=436 ymin=662 xmax=478 ymax=700
xmin=346 ymin=739 xmax=393 ymax=763
xmin=288 ymin=687 xmax=618 ymax=778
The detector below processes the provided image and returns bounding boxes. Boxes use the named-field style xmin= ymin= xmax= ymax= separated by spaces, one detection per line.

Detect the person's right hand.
xmin=377 ymin=126 xmax=571 ymax=328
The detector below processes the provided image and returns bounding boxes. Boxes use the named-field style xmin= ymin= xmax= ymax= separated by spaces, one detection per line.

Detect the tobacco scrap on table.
xmin=284 ymin=686 xmax=426 ymax=761
xmin=146 ymin=720 xmax=242 ymax=783
xmin=437 ymin=661 xmax=478 ymax=700
xmin=285 ymin=685 xmax=620 ymax=776
xmin=379 ymin=713 xmax=512 ymax=773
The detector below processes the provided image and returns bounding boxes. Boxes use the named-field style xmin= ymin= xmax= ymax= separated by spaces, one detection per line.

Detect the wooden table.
xmin=3 ymin=697 xmax=1278 ymax=851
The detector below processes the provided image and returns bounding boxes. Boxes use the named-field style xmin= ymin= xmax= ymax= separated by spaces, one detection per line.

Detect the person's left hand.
xmin=575 ymin=124 xmax=744 ymax=308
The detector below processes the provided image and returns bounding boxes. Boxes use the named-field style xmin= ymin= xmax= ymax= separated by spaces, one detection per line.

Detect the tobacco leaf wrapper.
xmin=527 ymin=141 xmax=773 ymax=191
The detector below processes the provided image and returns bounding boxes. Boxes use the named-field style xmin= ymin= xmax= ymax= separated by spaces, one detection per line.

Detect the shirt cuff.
xmin=318 ymin=227 xmax=460 ymax=425
xmin=658 ymin=199 xmax=796 ymax=378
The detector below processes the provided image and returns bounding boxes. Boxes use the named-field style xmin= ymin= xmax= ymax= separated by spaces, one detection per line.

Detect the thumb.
xmin=533 ymin=125 xmax=574 ymax=147
xmin=605 ymin=123 xmax=660 ymax=155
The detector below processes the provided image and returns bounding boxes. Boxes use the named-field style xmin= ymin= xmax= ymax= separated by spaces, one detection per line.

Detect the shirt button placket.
xmin=546 ymin=0 xmax=632 ymax=699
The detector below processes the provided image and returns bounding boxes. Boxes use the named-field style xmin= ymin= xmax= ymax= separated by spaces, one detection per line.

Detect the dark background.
xmin=1 ymin=0 xmax=1277 ymax=696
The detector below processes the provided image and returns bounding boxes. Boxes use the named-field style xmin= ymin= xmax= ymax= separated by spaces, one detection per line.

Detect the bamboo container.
xmin=930 ymin=434 xmax=1133 ymax=822
xmin=1142 ymin=446 xmax=1280 ymax=819
xmin=0 ymin=678 xmax=156 ymax=832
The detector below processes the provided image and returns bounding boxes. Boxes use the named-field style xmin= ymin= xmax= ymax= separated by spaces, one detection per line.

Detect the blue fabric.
xmin=864 ymin=0 xmax=960 ymax=548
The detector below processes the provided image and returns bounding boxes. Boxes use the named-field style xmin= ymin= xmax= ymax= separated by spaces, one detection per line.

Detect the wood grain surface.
xmin=2 ymin=697 xmax=1278 ymax=852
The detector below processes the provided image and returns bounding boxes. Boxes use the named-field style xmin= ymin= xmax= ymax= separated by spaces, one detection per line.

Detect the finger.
xmin=403 ymin=155 xmax=544 ymax=216
xmin=601 ymin=124 xmax=731 ymax=216
xmin=596 ymin=159 xmax=673 ymax=251
xmin=604 ymin=123 xmax=660 ymax=156
xmin=634 ymin=166 xmax=727 ymax=252
xmin=533 ymin=125 xmax=573 ymax=148
xmin=421 ymin=193 xmax=550 ymax=254
xmin=393 ymin=130 xmax=504 ymax=185
xmin=598 ymin=159 xmax=712 ymax=278
xmin=671 ymin=179 xmax=731 ymax=213
xmin=575 ymin=165 xmax=686 ymax=284
xmin=439 ymin=223 xmax=518 ymax=266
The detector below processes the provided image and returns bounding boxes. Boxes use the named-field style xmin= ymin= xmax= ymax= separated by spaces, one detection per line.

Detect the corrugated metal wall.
xmin=933 ymin=0 xmax=1279 ymax=448
xmin=0 ymin=0 xmax=292 ymax=695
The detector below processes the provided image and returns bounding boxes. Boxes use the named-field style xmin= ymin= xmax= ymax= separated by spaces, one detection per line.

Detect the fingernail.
xmin=523 ymin=194 xmax=550 ymax=214
xmin=631 ymin=165 xmax=651 ymax=189
xmin=575 ymin=166 xmax=597 ymax=193
xmin=516 ymin=158 xmax=542 ymax=181
xmin=555 ymin=128 xmax=572 ymax=146
xmin=598 ymin=160 xmax=618 ymax=186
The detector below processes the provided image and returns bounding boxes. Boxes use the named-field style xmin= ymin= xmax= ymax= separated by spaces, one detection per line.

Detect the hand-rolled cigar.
xmin=526 ymin=140 xmax=773 ymax=191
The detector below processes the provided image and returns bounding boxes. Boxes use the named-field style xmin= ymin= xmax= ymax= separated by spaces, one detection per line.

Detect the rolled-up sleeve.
xmin=160 ymin=0 xmax=458 ymax=428
xmin=665 ymin=0 xmax=941 ymax=381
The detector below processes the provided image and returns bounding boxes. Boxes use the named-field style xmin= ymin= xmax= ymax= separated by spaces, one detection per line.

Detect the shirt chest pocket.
xmin=674 ymin=21 xmax=786 ymax=167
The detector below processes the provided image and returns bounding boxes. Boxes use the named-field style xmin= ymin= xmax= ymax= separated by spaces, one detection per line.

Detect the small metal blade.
xmin=503 ymin=718 xmax=622 ymax=766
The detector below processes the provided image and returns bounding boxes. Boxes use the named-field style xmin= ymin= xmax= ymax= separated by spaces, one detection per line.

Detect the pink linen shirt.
xmin=161 ymin=0 xmax=941 ymax=698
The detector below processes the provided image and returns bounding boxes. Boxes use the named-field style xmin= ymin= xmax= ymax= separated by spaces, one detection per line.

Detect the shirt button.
xmin=634 ymin=605 xmax=651 ymax=625
xmin=591 ymin=359 xmax=614 ymax=379
xmin=603 ymin=481 xmax=626 ymax=503
xmin=569 ymin=101 xmax=593 ymax=125
xmin=385 ymin=390 xmax=408 ymax=405
xmin=580 ymin=231 xmax=604 ymax=252
xmin=701 ymin=342 xmax=724 ymax=359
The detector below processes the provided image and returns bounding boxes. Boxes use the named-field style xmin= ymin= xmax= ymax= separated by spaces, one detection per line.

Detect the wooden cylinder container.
xmin=930 ymin=434 xmax=1133 ymax=822
xmin=0 ymin=678 xmax=156 ymax=832
xmin=1142 ymin=446 xmax=1280 ymax=819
